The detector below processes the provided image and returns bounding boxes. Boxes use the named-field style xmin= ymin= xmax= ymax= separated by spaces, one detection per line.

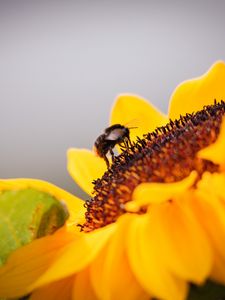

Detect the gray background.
xmin=1 ymin=0 xmax=225 ymax=199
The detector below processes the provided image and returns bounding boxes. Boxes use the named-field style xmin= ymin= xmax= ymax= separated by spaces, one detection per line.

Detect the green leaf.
xmin=0 ymin=189 xmax=69 ymax=266
xmin=187 ymin=280 xmax=225 ymax=300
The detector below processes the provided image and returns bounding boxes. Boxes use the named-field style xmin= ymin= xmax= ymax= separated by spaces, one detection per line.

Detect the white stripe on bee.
xmin=106 ymin=128 xmax=125 ymax=140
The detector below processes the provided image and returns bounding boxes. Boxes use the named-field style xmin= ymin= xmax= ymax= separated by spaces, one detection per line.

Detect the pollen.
xmin=82 ymin=101 xmax=225 ymax=232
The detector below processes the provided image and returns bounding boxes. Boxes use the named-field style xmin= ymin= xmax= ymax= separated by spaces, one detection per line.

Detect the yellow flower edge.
xmin=110 ymin=94 xmax=168 ymax=143
xmin=67 ymin=148 xmax=107 ymax=196
xmin=168 ymin=61 xmax=225 ymax=120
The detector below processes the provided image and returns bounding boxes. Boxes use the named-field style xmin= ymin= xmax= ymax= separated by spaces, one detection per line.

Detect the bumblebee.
xmin=94 ymin=124 xmax=133 ymax=168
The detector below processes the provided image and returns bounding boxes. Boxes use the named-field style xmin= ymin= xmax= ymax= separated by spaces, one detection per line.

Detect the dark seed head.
xmin=82 ymin=101 xmax=225 ymax=232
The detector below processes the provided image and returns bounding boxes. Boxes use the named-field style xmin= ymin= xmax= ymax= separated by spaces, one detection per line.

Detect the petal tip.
xmin=211 ymin=60 xmax=225 ymax=68
xmin=205 ymin=60 xmax=225 ymax=77
xmin=168 ymin=60 xmax=225 ymax=119
xmin=112 ymin=93 xmax=150 ymax=107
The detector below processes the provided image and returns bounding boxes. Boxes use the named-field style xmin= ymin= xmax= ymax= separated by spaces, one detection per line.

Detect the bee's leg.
xmin=119 ymin=140 xmax=128 ymax=151
xmin=127 ymin=135 xmax=133 ymax=147
xmin=119 ymin=143 xmax=126 ymax=150
xmin=124 ymin=139 xmax=129 ymax=150
xmin=103 ymin=155 xmax=110 ymax=168
xmin=109 ymin=148 xmax=115 ymax=162
xmin=124 ymin=137 xmax=132 ymax=150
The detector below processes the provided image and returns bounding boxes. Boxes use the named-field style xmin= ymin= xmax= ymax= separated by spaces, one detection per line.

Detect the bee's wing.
xmin=106 ymin=128 xmax=124 ymax=140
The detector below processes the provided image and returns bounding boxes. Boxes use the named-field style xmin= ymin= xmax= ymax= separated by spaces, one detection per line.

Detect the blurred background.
xmin=1 ymin=0 xmax=225 ymax=199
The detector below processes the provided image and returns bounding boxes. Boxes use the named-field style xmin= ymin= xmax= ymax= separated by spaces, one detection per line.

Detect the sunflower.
xmin=0 ymin=61 xmax=225 ymax=300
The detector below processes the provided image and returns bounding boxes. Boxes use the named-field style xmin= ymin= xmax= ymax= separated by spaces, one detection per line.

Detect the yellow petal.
xmin=0 ymin=178 xmax=85 ymax=225
xmin=210 ymin=202 xmax=225 ymax=285
xmin=72 ymin=268 xmax=98 ymax=300
xmin=30 ymin=276 xmax=75 ymax=300
xmin=31 ymin=224 xmax=115 ymax=289
xmin=149 ymin=199 xmax=212 ymax=283
xmin=197 ymin=171 xmax=225 ymax=199
xmin=126 ymin=171 xmax=197 ymax=211
xmin=192 ymin=193 xmax=225 ymax=284
xmin=90 ymin=215 xmax=148 ymax=300
xmin=0 ymin=226 xmax=77 ymax=298
xmin=110 ymin=94 xmax=168 ymax=143
xmin=193 ymin=173 xmax=225 ymax=284
xmin=198 ymin=116 xmax=225 ymax=167
xmin=89 ymin=240 xmax=106 ymax=299
xmin=127 ymin=214 xmax=188 ymax=300
xmin=169 ymin=61 xmax=225 ymax=120
xmin=67 ymin=148 xmax=107 ymax=196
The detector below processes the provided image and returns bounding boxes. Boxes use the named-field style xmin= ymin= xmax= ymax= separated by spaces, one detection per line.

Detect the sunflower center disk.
xmin=82 ymin=101 xmax=225 ymax=232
